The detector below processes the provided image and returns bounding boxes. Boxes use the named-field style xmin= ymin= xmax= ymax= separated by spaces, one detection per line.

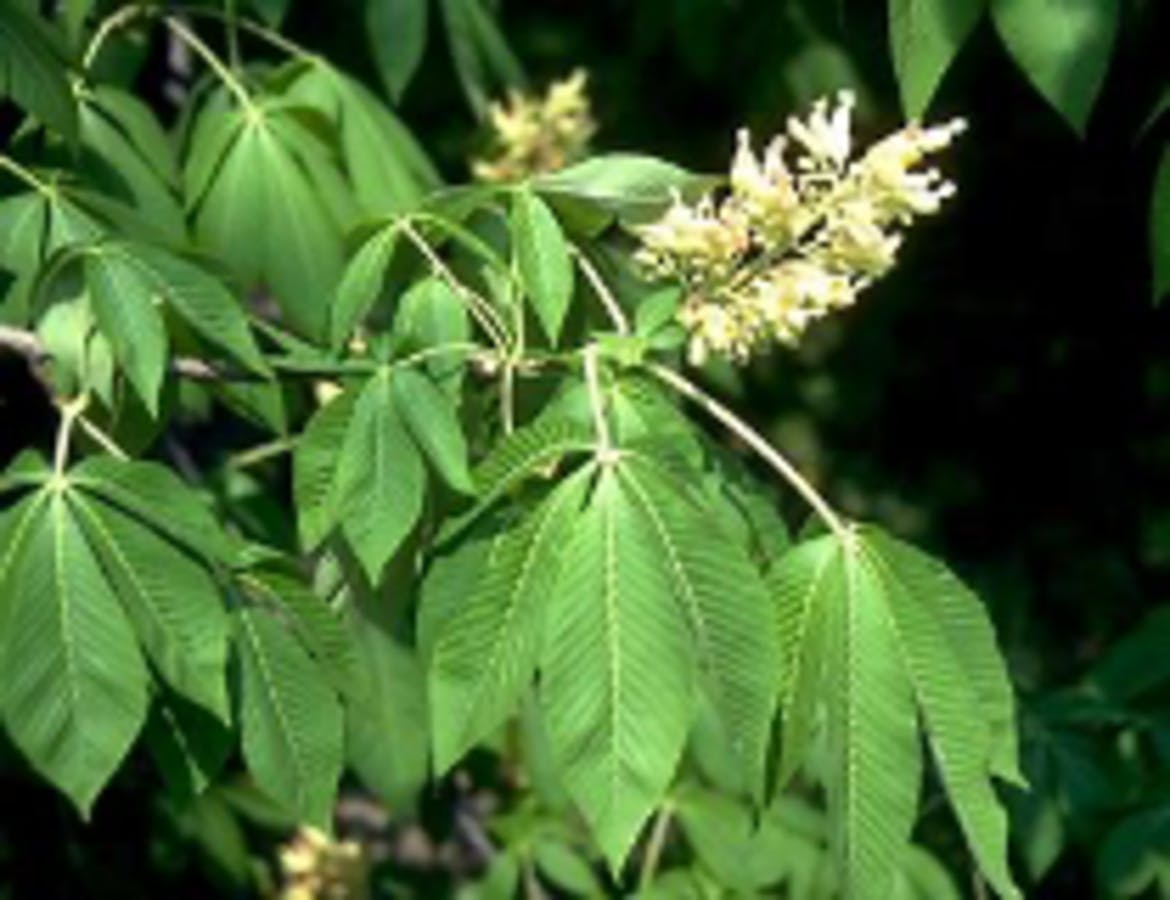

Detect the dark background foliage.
xmin=1 ymin=0 xmax=1168 ymax=896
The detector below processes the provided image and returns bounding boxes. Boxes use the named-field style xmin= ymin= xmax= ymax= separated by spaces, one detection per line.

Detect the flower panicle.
xmin=473 ymin=69 xmax=597 ymax=183
xmin=634 ymin=90 xmax=967 ymax=364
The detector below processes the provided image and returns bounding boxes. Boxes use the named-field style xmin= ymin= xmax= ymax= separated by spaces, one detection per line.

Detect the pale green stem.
xmin=78 ymin=416 xmax=129 ymax=460
xmin=53 ymin=396 xmax=89 ymax=476
xmin=0 ymin=155 xmax=53 ymax=195
xmin=522 ymin=856 xmax=546 ymax=900
xmin=163 ymin=15 xmax=256 ymax=113
xmin=227 ymin=436 xmax=295 ymax=470
xmin=390 ymin=342 xmax=488 ymax=372
xmin=171 ymin=3 xmax=312 ymax=58
xmin=638 ymin=803 xmax=673 ymax=891
xmin=399 ymin=221 xmax=511 ymax=352
xmin=82 ymin=3 xmax=150 ymax=71
xmin=572 ymin=246 xmax=630 ymax=335
xmin=646 ymin=362 xmax=848 ymax=539
xmin=583 ymin=343 xmax=612 ymax=454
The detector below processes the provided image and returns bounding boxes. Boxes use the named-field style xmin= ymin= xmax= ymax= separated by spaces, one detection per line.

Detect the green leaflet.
xmin=533 ymin=154 xmax=714 ymax=232
xmin=991 ymin=0 xmax=1119 ymax=135
xmin=84 ymin=245 xmax=169 ymax=414
xmin=190 ymin=107 xmax=346 ymax=340
xmin=236 ymin=567 xmax=362 ymax=701
xmin=392 ymin=366 xmax=474 ymax=494
xmin=69 ymin=455 xmax=237 ymax=565
xmin=345 ymin=604 xmax=429 ymax=810
xmin=430 ymin=469 xmax=589 ymax=772
xmin=771 ymin=527 xmax=1022 ymax=900
xmin=393 ymin=276 xmax=470 ymax=395
xmin=331 ymin=222 xmax=398 ymax=350
xmin=69 ymin=492 xmax=229 ymax=721
xmin=294 ymin=388 xmax=359 ymax=550
xmin=294 ymin=371 xmax=449 ymax=580
xmin=232 ymin=603 xmax=344 ymax=830
xmin=286 ymin=63 xmax=441 ymax=216
xmin=335 ymin=373 xmax=426 ymax=580
xmin=89 ymin=240 xmax=269 ymax=383
xmin=438 ymin=0 xmax=526 ymax=116
xmin=366 ymin=0 xmax=429 ymax=101
xmin=511 ymin=189 xmax=575 ymax=345
xmin=143 ymin=689 xmax=232 ymax=804
xmin=540 ymin=464 xmax=695 ymax=871
xmin=79 ymin=93 xmax=185 ymax=239
xmin=0 ymin=488 xmax=149 ymax=817
xmin=889 ymin=0 xmax=985 ymax=117
xmin=856 ymin=528 xmax=1020 ymax=898
xmin=0 ymin=0 xmax=78 ymax=142
xmin=618 ymin=456 xmax=778 ymax=800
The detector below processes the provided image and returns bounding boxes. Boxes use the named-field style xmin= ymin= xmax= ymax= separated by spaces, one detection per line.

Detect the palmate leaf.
xmin=189 ymin=104 xmax=347 ymax=340
xmin=438 ymin=0 xmax=526 ymax=116
xmin=0 ymin=453 xmax=238 ymax=816
xmin=771 ymin=526 xmax=1021 ymax=900
xmin=0 ymin=487 xmax=149 ymax=817
xmin=541 ymin=463 xmax=695 ymax=871
xmin=618 ymin=456 xmax=778 ymax=799
xmin=430 ymin=468 xmax=590 ymax=772
xmin=331 ymin=222 xmax=398 ymax=350
xmin=392 ymin=366 xmax=474 ymax=493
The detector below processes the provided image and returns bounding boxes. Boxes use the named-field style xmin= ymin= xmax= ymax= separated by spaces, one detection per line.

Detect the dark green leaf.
xmin=366 ymin=0 xmax=429 ymax=101
xmin=0 ymin=0 xmax=78 ymax=142
xmin=889 ymin=0 xmax=985 ymax=117
xmin=512 ymin=189 xmax=574 ymax=345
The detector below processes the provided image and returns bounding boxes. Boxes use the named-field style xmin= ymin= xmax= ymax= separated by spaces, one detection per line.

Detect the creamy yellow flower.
xmin=633 ymin=93 xmax=964 ymax=361
xmin=473 ymin=69 xmax=597 ymax=182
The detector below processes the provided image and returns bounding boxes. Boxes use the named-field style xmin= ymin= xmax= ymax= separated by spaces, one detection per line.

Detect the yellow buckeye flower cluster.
xmin=635 ymin=91 xmax=966 ymax=364
xmin=278 ymin=826 xmax=369 ymax=900
xmin=473 ymin=69 xmax=596 ymax=182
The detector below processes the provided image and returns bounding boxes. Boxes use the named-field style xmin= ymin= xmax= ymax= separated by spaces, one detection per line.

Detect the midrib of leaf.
xmin=602 ymin=475 xmax=622 ymax=812
xmin=52 ymin=493 xmax=84 ymax=743
xmin=237 ymin=610 xmax=312 ymax=815
xmin=773 ymin=538 xmax=839 ymax=787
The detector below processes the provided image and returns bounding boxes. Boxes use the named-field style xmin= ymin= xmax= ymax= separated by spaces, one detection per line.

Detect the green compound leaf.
xmin=190 ymin=107 xmax=346 ymax=340
xmin=540 ymin=464 xmax=695 ymax=872
xmin=0 ymin=488 xmax=149 ymax=817
xmin=430 ymin=470 xmax=589 ymax=773
xmin=991 ymin=0 xmax=1119 ymax=135
xmin=512 ymin=189 xmax=575 ymax=345
xmin=231 ymin=602 xmax=343 ymax=830
xmin=770 ymin=527 xmax=1022 ymax=900
xmin=889 ymin=0 xmax=985 ymax=117
xmin=0 ymin=0 xmax=78 ymax=142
